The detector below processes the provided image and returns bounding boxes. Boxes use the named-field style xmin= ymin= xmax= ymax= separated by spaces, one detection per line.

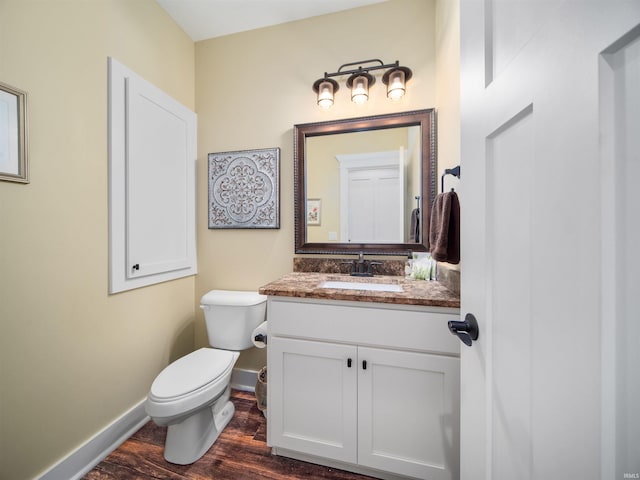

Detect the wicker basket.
xmin=255 ymin=366 xmax=267 ymax=416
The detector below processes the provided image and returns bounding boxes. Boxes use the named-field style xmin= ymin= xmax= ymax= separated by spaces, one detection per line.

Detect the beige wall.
xmin=0 ymin=0 xmax=459 ymax=478
xmin=0 ymin=1 xmax=195 ymax=479
xmin=195 ymin=0 xmax=441 ymax=370
xmin=435 ymin=0 xmax=461 ymax=186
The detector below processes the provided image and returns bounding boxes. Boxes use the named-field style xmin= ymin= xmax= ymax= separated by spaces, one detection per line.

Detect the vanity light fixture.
xmin=312 ymin=77 xmax=339 ymax=109
xmin=382 ymin=65 xmax=412 ymax=100
xmin=312 ymin=59 xmax=412 ymax=109
xmin=346 ymin=69 xmax=374 ymax=105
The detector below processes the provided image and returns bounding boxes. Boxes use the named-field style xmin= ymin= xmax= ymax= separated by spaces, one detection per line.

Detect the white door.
xmin=346 ymin=167 xmax=401 ymax=243
xmin=337 ymin=150 xmax=405 ymax=243
xmin=126 ymin=75 xmax=192 ymax=278
xmin=108 ymin=58 xmax=197 ymax=293
xmin=460 ymin=2 xmax=640 ymax=479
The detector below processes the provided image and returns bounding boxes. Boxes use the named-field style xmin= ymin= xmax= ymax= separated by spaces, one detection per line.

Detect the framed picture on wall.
xmin=0 ymin=81 xmax=28 ymax=184
xmin=208 ymin=147 xmax=280 ymax=229
xmin=307 ymin=198 xmax=321 ymax=226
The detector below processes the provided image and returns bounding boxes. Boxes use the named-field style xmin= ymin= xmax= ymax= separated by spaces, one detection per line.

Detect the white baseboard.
xmin=230 ymin=367 xmax=259 ymax=392
xmin=37 ymin=368 xmax=257 ymax=479
xmin=37 ymin=398 xmax=149 ymax=480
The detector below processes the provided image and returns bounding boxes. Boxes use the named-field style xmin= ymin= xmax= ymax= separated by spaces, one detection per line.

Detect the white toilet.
xmin=145 ymin=290 xmax=267 ymax=465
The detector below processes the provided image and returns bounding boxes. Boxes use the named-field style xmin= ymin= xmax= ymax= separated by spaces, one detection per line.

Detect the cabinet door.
xmin=108 ymin=57 xmax=197 ymax=293
xmin=358 ymin=347 xmax=460 ymax=480
xmin=269 ymin=337 xmax=358 ymax=463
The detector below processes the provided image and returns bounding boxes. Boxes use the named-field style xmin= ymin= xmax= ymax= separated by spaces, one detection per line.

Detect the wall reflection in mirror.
xmin=306 ymin=126 xmax=421 ymax=243
xmin=294 ymin=110 xmax=436 ymax=255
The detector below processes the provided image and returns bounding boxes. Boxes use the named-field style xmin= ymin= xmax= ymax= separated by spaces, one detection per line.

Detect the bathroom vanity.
xmin=260 ymin=273 xmax=460 ymax=480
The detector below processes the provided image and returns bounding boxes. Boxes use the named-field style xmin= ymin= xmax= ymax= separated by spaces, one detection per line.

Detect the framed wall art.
xmin=208 ymin=147 xmax=280 ymax=229
xmin=0 ymin=81 xmax=28 ymax=183
xmin=307 ymin=198 xmax=321 ymax=226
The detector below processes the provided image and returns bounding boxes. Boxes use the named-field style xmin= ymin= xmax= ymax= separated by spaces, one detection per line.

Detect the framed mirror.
xmin=294 ymin=109 xmax=436 ymax=255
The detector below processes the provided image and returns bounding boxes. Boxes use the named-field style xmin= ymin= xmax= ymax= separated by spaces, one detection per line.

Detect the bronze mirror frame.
xmin=294 ymin=109 xmax=436 ymax=255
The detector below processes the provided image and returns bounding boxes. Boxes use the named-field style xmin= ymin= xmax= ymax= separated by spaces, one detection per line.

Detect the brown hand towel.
xmin=429 ymin=191 xmax=460 ymax=264
xmin=409 ymin=208 xmax=420 ymax=243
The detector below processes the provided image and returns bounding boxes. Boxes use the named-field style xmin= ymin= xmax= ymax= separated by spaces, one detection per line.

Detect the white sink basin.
xmin=319 ymin=280 xmax=403 ymax=293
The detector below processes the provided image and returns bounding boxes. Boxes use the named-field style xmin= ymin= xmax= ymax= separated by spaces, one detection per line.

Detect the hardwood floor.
xmin=84 ymin=390 xmax=376 ymax=480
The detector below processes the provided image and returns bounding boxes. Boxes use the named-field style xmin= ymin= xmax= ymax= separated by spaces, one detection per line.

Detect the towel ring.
xmin=441 ymin=165 xmax=460 ymax=192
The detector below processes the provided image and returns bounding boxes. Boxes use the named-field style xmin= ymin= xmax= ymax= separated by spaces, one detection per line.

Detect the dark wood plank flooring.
xmin=84 ymin=390 xmax=376 ymax=480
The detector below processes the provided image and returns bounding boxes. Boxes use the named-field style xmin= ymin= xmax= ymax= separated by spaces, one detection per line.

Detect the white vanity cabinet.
xmin=267 ymin=296 xmax=461 ymax=480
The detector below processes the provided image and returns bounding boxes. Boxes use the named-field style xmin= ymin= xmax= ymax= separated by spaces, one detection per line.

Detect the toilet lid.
xmin=150 ymin=348 xmax=235 ymax=400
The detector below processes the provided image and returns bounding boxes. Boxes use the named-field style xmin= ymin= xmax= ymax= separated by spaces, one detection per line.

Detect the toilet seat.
xmin=145 ymin=348 xmax=239 ymax=421
xmin=151 ymin=348 xmax=235 ymax=400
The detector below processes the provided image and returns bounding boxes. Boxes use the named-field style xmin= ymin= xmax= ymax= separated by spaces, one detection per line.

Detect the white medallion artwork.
xmin=208 ymin=148 xmax=280 ymax=229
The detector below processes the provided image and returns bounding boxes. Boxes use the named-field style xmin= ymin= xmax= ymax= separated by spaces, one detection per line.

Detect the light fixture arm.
xmin=324 ymin=59 xmax=400 ymax=79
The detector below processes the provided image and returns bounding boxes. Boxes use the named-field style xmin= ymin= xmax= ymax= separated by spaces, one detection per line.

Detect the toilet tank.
xmin=200 ymin=290 xmax=267 ymax=350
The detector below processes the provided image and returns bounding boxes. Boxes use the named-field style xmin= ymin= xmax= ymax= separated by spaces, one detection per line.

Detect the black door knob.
xmin=448 ymin=313 xmax=479 ymax=346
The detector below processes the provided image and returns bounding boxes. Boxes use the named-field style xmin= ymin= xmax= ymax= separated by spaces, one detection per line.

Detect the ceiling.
xmin=156 ymin=0 xmax=388 ymax=42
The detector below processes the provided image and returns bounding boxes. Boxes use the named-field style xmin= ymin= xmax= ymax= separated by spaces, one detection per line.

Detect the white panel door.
xmin=346 ymin=167 xmax=401 ymax=243
xmin=337 ymin=150 xmax=405 ymax=243
xmin=357 ymin=347 xmax=460 ymax=480
xmin=460 ymin=2 xmax=640 ymax=479
xmin=108 ymin=58 xmax=197 ymax=293
xmin=268 ymin=337 xmax=358 ymax=463
xmin=126 ymin=76 xmax=191 ymax=278
xmin=600 ymin=27 xmax=640 ymax=478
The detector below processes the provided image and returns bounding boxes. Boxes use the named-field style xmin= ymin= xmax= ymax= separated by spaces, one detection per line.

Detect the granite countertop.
xmin=259 ymin=272 xmax=460 ymax=308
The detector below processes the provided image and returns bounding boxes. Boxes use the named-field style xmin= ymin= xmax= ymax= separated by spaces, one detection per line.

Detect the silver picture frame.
xmin=0 ymin=81 xmax=28 ymax=183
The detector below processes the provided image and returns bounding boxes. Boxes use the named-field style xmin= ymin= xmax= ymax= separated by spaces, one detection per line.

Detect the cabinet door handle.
xmin=347 ymin=358 xmax=352 ymax=368
xmin=362 ymin=360 xmax=367 ymax=370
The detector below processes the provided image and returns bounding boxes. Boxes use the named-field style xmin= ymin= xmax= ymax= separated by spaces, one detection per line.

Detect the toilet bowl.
xmin=145 ymin=290 xmax=267 ymax=465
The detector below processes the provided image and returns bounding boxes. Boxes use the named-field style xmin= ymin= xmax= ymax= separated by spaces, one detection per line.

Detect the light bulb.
xmin=387 ymin=69 xmax=406 ymax=100
xmin=317 ymin=80 xmax=335 ymax=109
xmin=350 ymin=75 xmax=369 ymax=104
